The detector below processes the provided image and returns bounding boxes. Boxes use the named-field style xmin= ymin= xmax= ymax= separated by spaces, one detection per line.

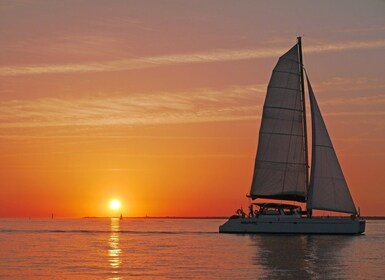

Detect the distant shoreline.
xmin=82 ymin=216 xmax=229 ymax=219
xmin=82 ymin=216 xmax=385 ymax=220
xmin=2 ymin=216 xmax=384 ymax=220
xmin=359 ymin=216 xmax=385 ymax=220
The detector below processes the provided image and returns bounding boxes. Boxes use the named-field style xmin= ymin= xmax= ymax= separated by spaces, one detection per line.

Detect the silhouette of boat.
xmin=219 ymin=37 xmax=365 ymax=234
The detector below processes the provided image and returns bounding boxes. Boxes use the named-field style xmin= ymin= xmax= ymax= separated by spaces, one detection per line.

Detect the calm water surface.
xmin=0 ymin=218 xmax=384 ymax=279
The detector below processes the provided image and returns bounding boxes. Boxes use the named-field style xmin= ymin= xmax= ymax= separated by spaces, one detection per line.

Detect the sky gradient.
xmin=0 ymin=0 xmax=384 ymax=217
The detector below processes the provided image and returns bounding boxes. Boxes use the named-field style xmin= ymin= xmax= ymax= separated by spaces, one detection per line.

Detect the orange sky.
xmin=0 ymin=1 xmax=384 ymax=217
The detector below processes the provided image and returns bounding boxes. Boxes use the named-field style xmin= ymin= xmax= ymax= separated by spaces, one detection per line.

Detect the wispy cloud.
xmin=1 ymin=39 xmax=384 ymax=76
xmin=0 ymin=82 xmax=383 ymax=139
xmin=323 ymin=111 xmax=385 ymax=117
xmin=0 ymin=85 xmax=263 ymax=132
xmin=331 ymin=25 xmax=385 ymax=33
xmin=313 ymin=77 xmax=385 ymax=94
xmin=304 ymin=39 xmax=385 ymax=53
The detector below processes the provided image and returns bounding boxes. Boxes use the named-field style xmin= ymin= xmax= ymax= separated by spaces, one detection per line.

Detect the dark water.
xmin=0 ymin=218 xmax=384 ymax=279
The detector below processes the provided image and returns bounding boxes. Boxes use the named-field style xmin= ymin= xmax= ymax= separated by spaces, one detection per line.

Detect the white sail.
xmin=306 ymin=75 xmax=357 ymax=214
xmin=250 ymin=45 xmax=307 ymax=202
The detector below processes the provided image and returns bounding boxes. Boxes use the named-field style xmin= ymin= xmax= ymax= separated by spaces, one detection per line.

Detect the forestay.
xmin=306 ymin=76 xmax=357 ymax=214
xmin=249 ymin=45 xmax=307 ymax=202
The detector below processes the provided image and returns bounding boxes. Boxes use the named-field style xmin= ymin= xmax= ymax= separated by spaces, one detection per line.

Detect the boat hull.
xmin=219 ymin=217 xmax=365 ymax=234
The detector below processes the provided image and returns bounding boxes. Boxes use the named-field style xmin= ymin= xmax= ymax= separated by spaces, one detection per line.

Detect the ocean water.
xmin=0 ymin=218 xmax=384 ymax=279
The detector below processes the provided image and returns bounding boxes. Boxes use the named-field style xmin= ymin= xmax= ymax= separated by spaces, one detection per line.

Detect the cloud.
xmin=331 ymin=25 xmax=385 ymax=33
xmin=1 ymin=81 xmax=383 ymax=140
xmin=310 ymin=77 xmax=385 ymax=100
xmin=304 ymin=40 xmax=385 ymax=53
xmin=1 ymin=39 xmax=384 ymax=76
xmin=323 ymin=111 xmax=385 ymax=117
xmin=0 ymin=85 xmax=263 ymax=132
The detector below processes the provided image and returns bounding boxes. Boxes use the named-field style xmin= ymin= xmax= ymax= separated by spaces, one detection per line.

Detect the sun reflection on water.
xmin=109 ymin=218 xmax=122 ymax=279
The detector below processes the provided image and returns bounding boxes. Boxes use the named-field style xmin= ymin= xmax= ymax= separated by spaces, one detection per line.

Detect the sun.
xmin=110 ymin=199 xmax=121 ymax=210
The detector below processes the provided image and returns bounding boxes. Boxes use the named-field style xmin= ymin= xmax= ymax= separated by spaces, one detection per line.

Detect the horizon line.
xmin=1 ymin=216 xmax=385 ymax=220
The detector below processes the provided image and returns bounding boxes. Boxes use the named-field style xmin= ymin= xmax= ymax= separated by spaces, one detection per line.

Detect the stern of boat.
xmin=358 ymin=219 xmax=366 ymax=234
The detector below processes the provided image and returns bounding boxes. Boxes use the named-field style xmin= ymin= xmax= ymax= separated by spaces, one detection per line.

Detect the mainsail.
xmin=306 ymin=75 xmax=357 ymax=214
xmin=249 ymin=44 xmax=307 ymax=202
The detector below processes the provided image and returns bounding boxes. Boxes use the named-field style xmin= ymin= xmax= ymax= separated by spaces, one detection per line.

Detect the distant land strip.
xmin=82 ymin=216 xmax=385 ymax=220
xmin=83 ymin=216 xmax=228 ymax=219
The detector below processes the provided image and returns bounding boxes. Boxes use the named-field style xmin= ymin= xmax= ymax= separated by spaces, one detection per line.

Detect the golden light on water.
xmin=109 ymin=218 xmax=122 ymax=274
xmin=110 ymin=199 xmax=121 ymax=210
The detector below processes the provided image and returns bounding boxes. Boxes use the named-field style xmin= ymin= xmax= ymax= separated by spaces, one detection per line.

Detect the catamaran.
xmin=219 ymin=37 xmax=365 ymax=234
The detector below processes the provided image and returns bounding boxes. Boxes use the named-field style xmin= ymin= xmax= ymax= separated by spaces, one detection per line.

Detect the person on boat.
xmin=254 ymin=209 xmax=259 ymax=217
xmin=248 ymin=204 xmax=254 ymax=218
xmin=307 ymin=209 xmax=313 ymax=218
xmin=236 ymin=208 xmax=246 ymax=218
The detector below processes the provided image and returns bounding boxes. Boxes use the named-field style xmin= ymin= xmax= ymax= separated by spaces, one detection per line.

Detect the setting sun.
xmin=109 ymin=199 xmax=121 ymax=210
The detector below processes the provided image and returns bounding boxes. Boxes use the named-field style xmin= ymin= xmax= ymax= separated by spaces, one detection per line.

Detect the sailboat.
xmin=219 ymin=37 xmax=365 ymax=234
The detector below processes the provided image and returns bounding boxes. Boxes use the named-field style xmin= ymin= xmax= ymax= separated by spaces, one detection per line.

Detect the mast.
xmin=297 ymin=36 xmax=309 ymax=195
